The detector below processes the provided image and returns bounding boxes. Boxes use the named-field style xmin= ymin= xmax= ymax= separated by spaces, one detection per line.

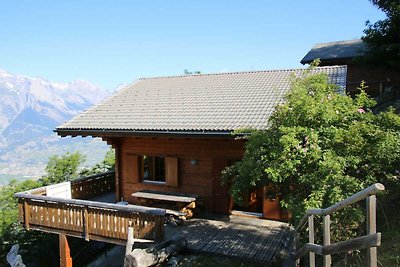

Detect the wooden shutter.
xmin=165 ymin=157 xmax=178 ymax=187
xmin=126 ymin=154 xmax=140 ymax=184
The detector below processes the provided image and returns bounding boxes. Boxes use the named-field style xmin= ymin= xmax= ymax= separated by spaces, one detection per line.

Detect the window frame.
xmin=139 ymin=155 xmax=167 ymax=184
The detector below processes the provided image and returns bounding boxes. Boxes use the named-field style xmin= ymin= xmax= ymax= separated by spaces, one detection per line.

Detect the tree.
xmin=0 ymin=149 xmax=115 ymax=265
xmin=0 ymin=179 xmax=56 ymax=265
xmin=79 ymin=148 xmax=115 ymax=176
xmin=223 ymin=64 xmax=400 ymax=242
xmin=39 ymin=152 xmax=86 ymax=185
xmin=362 ymin=0 xmax=400 ymax=71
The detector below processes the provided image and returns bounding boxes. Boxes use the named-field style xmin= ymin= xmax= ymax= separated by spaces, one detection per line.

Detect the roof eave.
xmin=300 ymin=57 xmax=355 ymax=65
xmin=54 ymin=128 xmax=245 ymax=138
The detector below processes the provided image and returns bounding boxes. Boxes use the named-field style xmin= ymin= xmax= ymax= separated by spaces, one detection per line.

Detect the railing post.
xmin=308 ymin=215 xmax=315 ymax=267
xmin=323 ymin=215 xmax=331 ymax=267
xmin=154 ymin=216 xmax=165 ymax=241
xmin=23 ymin=199 xmax=30 ymax=231
xmin=83 ymin=206 xmax=90 ymax=241
xmin=366 ymin=195 xmax=377 ymax=267
xmin=115 ymin=146 xmax=120 ymax=202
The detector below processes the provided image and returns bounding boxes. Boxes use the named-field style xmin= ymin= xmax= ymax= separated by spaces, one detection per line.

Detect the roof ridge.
xmin=313 ymin=39 xmax=363 ymax=47
xmin=137 ymin=65 xmax=346 ymax=81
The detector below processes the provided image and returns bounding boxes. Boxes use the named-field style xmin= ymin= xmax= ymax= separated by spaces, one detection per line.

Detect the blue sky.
xmin=0 ymin=1 xmax=385 ymax=90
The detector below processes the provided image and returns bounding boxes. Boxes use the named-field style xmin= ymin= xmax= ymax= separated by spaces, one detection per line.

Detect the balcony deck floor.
xmin=165 ymin=215 xmax=292 ymax=265
xmin=90 ymin=193 xmax=293 ymax=265
xmin=90 ymin=192 xmax=116 ymax=203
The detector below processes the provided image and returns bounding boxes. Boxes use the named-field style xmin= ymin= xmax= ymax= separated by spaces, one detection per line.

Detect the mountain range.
xmin=0 ymin=69 xmax=111 ymax=185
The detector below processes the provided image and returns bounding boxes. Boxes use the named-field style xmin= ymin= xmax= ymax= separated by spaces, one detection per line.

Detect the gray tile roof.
xmin=301 ymin=39 xmax=367 ymax=64
xmin=56 ymin=66 xmax=347 ymax=135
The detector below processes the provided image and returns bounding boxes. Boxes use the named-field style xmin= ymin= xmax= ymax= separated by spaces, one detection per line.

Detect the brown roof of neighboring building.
xmin=301 ymin=39 xmax=367 ymax=65
xmin=56 ymin=66 xmax=347 ymax=136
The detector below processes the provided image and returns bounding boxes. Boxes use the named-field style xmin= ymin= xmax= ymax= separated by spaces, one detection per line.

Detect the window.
xmin=129 ymin=154 xmax=178 ymax=186
xmin=140 ymin=155 xmax=166 ymax=182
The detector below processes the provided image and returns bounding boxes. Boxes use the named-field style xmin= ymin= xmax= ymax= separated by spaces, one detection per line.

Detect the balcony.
xmin=14 ymin=171 xmax=165 ymax=245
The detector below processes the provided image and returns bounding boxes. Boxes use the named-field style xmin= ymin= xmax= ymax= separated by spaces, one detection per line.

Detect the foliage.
xmin=0 ymin=149 xmax=115 ymax=265
xmin=39 ymin=152 xmax=86 ymax=185
xmin=362 ymin=0 xmax=400 ymax=71
xmin=223 ymin=64 xmax=400 ymax=242
xmin=376 ymin=180 xmax=400 ymax=266
xmin=79 ymin=148 xmax=115 ymax=176
xmin=0 ymin=179 xmax=58 ymax=265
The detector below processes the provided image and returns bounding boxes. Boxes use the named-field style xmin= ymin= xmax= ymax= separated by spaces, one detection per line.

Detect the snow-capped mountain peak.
xmin=0 ymin=68 xmax=111 ymax=179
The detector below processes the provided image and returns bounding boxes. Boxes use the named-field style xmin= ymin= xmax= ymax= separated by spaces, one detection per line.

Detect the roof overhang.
xmin=54 ymin=128 xmax=248 ymax=138
xmin=300 ymin=57 xmax=354 ymax=66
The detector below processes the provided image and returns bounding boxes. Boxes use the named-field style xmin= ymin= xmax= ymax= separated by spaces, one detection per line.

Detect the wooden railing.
xmin=71 ymin=171 xmax=115 ymax=199
xmin=14 ymin=173 xmax=166 ymax=245
xmin=293 ymin=183 xmax=385 ymax=267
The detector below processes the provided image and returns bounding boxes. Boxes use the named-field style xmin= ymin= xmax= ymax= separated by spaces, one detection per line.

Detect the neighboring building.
xmin=55 ymin=66 xmax=346 ymax=219
xmin=301 ymin=39 xmax=400 ymax=97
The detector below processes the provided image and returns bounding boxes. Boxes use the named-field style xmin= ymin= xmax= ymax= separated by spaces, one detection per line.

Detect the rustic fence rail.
xmin=293 ymin=183 xmax=384 ymax=267
xmin=71 ymin=171 xmax=115 ymax=199
xmin=15 ymin=172 xmax=165 ymax=245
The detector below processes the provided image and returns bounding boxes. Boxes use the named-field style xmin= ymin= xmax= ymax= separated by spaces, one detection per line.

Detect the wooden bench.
xmin=132 ymin=190 xmax=197 ymax=218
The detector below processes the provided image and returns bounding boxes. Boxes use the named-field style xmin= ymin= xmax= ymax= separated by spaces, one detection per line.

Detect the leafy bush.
xmin=223 ymin=64 xmax=400 ymax=242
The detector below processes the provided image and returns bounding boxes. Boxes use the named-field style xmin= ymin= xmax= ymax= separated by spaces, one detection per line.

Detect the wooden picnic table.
xmin=132 ymin=190 xmax=197 ymax=203
xmin=132 ymin=190 xmax=198 ymax=218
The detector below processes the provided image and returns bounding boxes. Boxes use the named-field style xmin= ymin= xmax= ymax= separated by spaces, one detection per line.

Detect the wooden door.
xmin=212 ymin=158 xmax=232 ymax=214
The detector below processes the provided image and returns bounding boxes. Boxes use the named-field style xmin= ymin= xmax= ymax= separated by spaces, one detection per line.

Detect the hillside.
xmin=0 ymin=69 xmax=111 ymax=184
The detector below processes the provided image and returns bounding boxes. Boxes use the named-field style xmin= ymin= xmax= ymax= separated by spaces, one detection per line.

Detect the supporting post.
xmin=308 ymin=215 xmax=315 ymax=267
xmin=59 ymin=234 xmax=72 ymax=267
xmin=114 ymin=145 xmax=120 ymax=202
xmin=323 ymin=215 xmax=331 ymax=267
xmin=366 ymin=195 xmax=377 ymax=267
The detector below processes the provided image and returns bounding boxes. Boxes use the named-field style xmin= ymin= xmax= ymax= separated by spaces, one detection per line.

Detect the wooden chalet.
xmin=15 ymin=66 xmax=347 ymax=266
xmin=301 ymin=39 xmax=400 ymax=97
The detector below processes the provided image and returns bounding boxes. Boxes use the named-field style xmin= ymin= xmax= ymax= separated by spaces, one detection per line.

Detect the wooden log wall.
xmin=115 ymin=136 xmax=245 ymax=213
xmin=346 ymin=65 xmax=400 ymax=97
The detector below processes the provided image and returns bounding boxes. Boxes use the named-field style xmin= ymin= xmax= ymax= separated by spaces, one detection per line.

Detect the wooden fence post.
xmin=59 ymin=234 xmax=72 ymax=267
xmin=323 ymin=215 xmax=331 ymax=267
xmin=308 ymin=215 xmax=315 ymax=267
xmin=366 ymin=195 xmax=377 ymax=267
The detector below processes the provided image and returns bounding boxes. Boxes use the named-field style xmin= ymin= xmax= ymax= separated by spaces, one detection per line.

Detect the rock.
xmin=6 ymin=244 xmax=26 ymax=267
xmin=167 ymin=256 xmax=179 ymax=266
